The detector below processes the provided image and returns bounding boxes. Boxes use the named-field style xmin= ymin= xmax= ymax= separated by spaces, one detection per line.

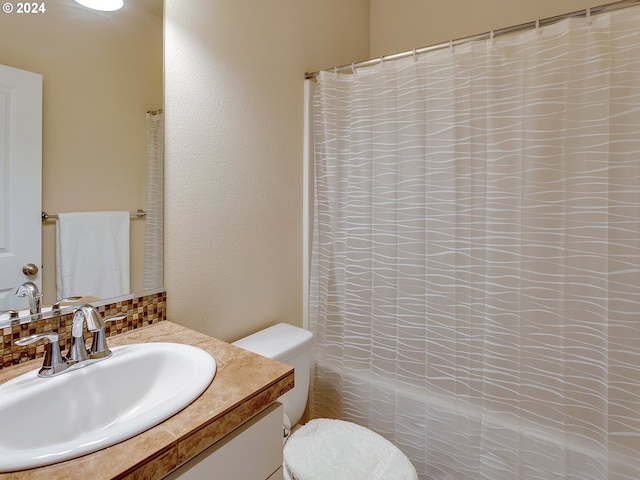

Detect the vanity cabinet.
xmin=164 ymin=403 xmax=284 ymax=480
xmin=0 ymin=322 xmax=294 ymax=480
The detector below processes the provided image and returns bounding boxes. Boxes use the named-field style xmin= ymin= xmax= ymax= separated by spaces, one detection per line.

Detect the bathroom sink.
xmin=0 ymin=342 xmax=216 ymax=472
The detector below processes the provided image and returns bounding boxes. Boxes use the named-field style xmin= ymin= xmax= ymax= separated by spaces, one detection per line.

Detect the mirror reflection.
xmin=0 ymin=0 xmax=163 ymax=315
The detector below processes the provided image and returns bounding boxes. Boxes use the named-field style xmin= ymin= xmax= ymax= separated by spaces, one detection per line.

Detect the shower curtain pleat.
xmin=308 ymin=6 xmax=640 ymax=480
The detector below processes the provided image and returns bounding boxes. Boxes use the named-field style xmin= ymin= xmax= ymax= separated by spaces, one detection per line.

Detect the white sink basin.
xmin=0 ymin=342 xmax=216 ymax=472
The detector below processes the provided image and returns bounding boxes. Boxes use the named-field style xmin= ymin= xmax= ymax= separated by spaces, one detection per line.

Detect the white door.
xmin=0 ymin=64 xmax=42 ymax=311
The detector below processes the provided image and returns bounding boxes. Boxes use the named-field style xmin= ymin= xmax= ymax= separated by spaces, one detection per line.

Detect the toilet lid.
xmin=283 ymin=418 xmax=417 ymax=480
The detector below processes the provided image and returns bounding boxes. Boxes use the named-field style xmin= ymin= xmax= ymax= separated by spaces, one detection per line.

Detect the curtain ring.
xmin=586 ymin=7 xmax=592 ymax=25
xmin=490 ymin=30 xmax=495 ymax=45
xmin=351 ymin=62 xmax=356 ymax=75
xmin=449 ymin=39 xmax=454 ymax=53
xmin=412 ymin=48 xmax=418 ymax=62
xmin=535 ymin=19 xmax=541 ymax=33
xmin=333 ymin=66 xmax=338 ymax=78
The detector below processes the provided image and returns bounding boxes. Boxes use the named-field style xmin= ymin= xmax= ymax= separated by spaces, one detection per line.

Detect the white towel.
xmin=56 ymin=211 xmax=130 ymax=300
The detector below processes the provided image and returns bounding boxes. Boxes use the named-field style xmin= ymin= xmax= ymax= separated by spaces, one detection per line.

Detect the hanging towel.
xmin=56 ymin=211 xmax=130 ymax=300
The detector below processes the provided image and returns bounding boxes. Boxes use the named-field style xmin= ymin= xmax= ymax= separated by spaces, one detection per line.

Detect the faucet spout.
xmin=74 ymin=304 xmax=105 ymax=333
xmin=15 ymin=281 xmax=43 ymax=315
xmin=68 ymin=305 xmax=112 ymax=364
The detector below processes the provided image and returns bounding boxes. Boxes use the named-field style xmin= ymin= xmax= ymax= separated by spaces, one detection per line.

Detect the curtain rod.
xmin=41 ymin=209 xmax=146 ymax=222
xmin=304 ymin=0 xmax=640 ymax=80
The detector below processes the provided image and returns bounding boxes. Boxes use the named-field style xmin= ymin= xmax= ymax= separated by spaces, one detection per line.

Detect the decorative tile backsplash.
xmin=0 ymin=291 xmax=166 ymax=370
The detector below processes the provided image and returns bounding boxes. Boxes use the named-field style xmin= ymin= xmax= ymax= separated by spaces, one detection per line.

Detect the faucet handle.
xmin=89 ymin=314 xmax=125 ymax=358
xmin=15 ymin=333 xmax=67 ymax=377
xmin=52 ymin=296 xmax=83 ymax=312
xmin=0 ymin=310 xmax=19 ymax=320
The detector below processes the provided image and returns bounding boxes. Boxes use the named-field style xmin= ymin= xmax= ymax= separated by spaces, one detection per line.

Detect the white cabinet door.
xmin=266 ymin=466 xmax=283 ymax=480
xmin=165 ymin=403 xmax=284 ymax=480
xmin=0 ymin=64 xmax=42 ymax=310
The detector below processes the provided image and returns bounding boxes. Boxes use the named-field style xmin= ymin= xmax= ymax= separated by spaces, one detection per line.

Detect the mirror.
xmin=0 ymin=0 xmax=163 ymax=311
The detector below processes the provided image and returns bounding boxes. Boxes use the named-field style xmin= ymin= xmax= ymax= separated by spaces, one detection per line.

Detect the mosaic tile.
xmin=0 ymin=291 xmax=166 ymax=370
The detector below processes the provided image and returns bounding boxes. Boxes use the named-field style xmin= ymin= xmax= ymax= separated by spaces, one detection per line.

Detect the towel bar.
xmin=41 ymin=209 xmax=146 ymax=221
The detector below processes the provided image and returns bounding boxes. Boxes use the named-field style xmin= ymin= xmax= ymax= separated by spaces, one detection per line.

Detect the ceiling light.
xmin=74 ymin=0 xmax=124 ymax=11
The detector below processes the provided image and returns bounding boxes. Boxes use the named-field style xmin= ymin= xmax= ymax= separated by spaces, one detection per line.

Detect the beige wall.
xmin=164 ymin=0 xmax=369 ymax=341
xmin=370 ymin=0 xmax=602 ymax=57
xmin=165 ymin=0 xmax=610 ymax=342
xmin=0 ymin=1 xmax=163 ymax=304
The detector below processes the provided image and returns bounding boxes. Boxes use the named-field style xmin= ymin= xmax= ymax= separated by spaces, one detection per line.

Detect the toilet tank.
xmin=232 ymin=323 xmax=313 ymax=426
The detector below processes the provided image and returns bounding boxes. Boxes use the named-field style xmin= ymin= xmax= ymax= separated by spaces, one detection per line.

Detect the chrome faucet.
xmin=15 ymin=304 xmax=125 ymax=377
xmin=68 ymin=305 xmax=113 ymax=363
xmin=15 ymin=281 xmax=43 ymax=315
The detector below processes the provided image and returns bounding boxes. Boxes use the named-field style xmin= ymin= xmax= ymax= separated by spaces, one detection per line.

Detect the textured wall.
xmin=164 ymin=0 xmax=369 ymax=341
xmin=370 ymin=0 xmax=601 ymax=57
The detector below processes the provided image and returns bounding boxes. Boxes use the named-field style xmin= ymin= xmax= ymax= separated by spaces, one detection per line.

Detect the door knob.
xmin=22 ymin=263 xmax=39 ymax=276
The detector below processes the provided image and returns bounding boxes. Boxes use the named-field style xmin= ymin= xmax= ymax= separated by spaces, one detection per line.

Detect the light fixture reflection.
xmin=74 ymin=0 xmax=124 ymax=11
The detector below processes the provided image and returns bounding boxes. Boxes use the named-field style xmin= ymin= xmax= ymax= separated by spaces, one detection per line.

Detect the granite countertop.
xmin=0 ymin=321 xmax=294 ymax=480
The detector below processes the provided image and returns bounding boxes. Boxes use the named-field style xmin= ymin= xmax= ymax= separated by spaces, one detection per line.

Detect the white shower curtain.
xmin=308 ymin=6 xmax=640 ymax=480
xmin=144 ymin=110 xmax=164 ymax=289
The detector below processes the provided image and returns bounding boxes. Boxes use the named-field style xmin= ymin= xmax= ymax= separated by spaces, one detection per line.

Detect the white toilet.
xmin=233 ymin=323 xmax=417 ymax=480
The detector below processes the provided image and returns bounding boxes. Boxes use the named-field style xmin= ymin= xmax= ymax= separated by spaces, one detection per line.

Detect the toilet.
xmin=233 ymin=323 xmax=417 ymax=480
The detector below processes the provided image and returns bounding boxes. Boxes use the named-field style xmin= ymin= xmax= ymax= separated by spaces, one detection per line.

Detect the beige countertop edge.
xmin=0 ymin=321 xmax=295 ymax=480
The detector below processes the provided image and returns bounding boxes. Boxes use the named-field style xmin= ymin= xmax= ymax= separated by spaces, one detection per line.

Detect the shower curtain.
xmin=144 ymin=110 xmax=164 ymax=289
xmin=308 ymin=6 xmax=640 ymax=480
